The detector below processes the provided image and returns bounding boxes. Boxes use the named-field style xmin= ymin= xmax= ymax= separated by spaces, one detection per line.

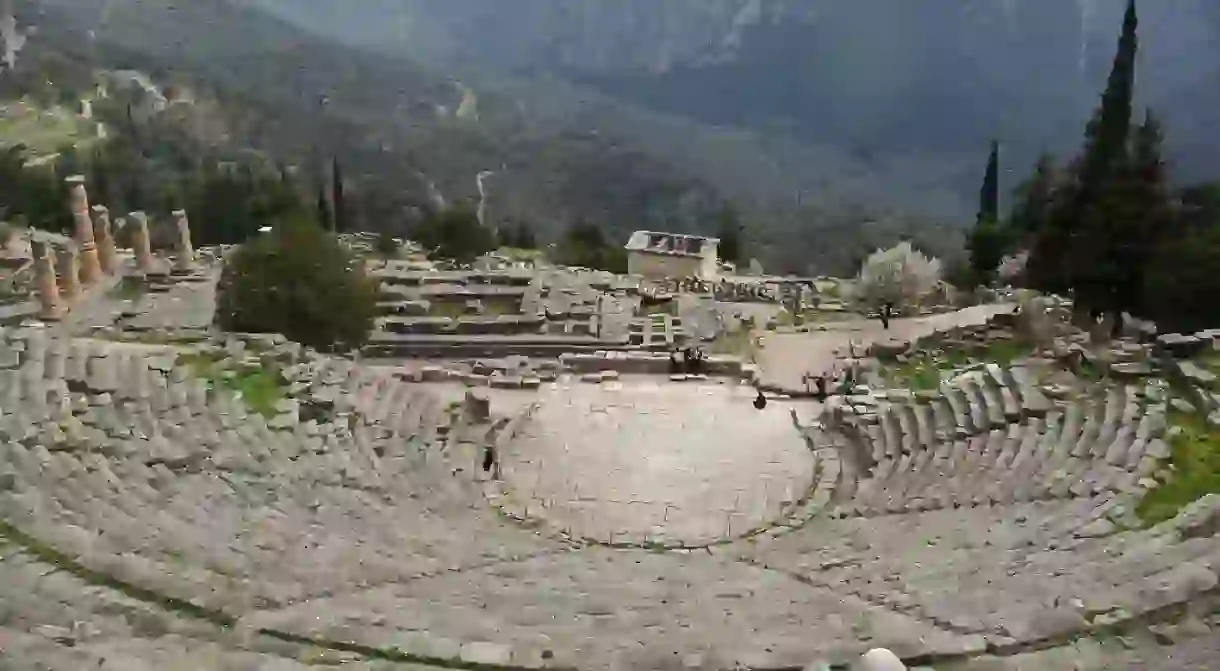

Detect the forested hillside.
xmin=3 ymin=0 xmax=748 ymax=261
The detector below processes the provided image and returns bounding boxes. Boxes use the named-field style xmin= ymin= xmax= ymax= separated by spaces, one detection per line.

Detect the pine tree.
xmin=331 ymin=156 xmax=347 ymax=233
xmin=1027 ymin=0 xmax=1138 ymax=298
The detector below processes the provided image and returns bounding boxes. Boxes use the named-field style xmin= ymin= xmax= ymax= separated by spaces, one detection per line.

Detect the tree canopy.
xmin=554 ymin=221 xmax=628 ymax=273
xmin=215 ymin=216 xmax=378 ymax=351
xmin=411 ymin=206 xmax=497 ymax=263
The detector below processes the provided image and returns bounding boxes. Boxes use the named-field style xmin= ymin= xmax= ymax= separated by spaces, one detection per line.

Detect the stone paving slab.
xmin=241 ymin=549 xmax=974 ymax=670
xmin=500 ymin=380 xmax=817 ymax=545
xmin=756 ymin=304 xmax=1015 ymax=392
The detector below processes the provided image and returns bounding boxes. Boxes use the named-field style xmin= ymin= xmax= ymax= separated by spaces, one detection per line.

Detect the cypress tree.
xmin=1008 ymin=154 xmax=1057 ymax=243
xmin=331 ymin=156 xmax=347 ymax=233
xmin=967 ymin=141 xmax=1009 ymax=286
xmin=978 ymin=140 xmax=1000 ymax=226
xmin=1114 ymin=111 xmax=1174 ymax=319
xmin=316 ymin=181 xmax=332 ymax=231
xmin=716 ymin=204 xmax=744 ymax=266
xmin=1027 ymin=0 xmax=1138 ymax=298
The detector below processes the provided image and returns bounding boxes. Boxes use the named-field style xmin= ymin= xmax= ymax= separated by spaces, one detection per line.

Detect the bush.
xmin=1139 ymin=223 xmax=1220 ymax=334
xmin=853 ymin=242 xmax=942 ymax=309
xmin=215 ymin=216 xmax=378 ymax=352
xmin=554 ymin=221 xmax=627 ymax=273
xmin=412 ymin=207 xmax=496 ymax=263
xmin=374 ymin=230 xmax=399 ymax=257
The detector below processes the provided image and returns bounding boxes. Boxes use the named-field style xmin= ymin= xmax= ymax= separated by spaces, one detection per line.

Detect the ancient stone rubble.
xmin=0 ymin=212 xmax=1217 ymax=669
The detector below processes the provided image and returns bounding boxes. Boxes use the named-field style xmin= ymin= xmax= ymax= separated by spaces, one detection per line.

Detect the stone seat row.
xmin=0 ymin=441 xmax=558 ymax=611
xmin=741 ymin=494 xmax=1220 ymax=650
xmin=0 ymin=332 xmax=559 ymax=611
xmin=1 ymin=333 xmax=443 ymax=482
xmin=832 ymin=380 xmax=1166 ymax=518
xmin=831 ymin=497 xmax=1220 ymax=643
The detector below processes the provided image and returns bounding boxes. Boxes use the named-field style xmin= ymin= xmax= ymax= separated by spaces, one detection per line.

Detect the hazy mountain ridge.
xmin=17 ymin=0 xmax=740 ymax=253
xmin=252 ymin=0 xmax=1220 ymax=183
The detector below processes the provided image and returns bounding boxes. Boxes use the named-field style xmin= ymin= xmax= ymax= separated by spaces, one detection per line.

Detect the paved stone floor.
xmin=502 ymin=379 xmax=818 ymax=545
xmin=755 ymin=303 xmax=1015 ymax=391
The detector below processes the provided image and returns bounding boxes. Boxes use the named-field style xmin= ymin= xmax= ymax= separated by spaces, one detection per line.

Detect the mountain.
xmin=251 ymin=0 xmax=1220 ymax=183
xmin=15 ymin=0 xmax=743 ymax=259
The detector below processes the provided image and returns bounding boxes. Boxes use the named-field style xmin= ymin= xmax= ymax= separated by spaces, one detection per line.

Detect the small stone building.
xmin=624 ymin=231 xmax=720 ymax=280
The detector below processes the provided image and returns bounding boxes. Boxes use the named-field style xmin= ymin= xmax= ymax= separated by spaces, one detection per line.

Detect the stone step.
xmin=940 ymin=383 xmax=972 ymax=436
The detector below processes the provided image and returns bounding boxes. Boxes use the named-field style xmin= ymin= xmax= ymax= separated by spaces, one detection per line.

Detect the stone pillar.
xmin=172 ymin=209 xmax=195 ymax=272
xmin=129 ymin=211 xmax=153 ymax=274
xmin=91 ymin=205 xmax=117 ymax=275
xmin=57 ymin=244 xmax=81 ymax=300
xmin=65 ymin=175 xmax=103 ymax=285
xmin=31 ymin=240 xmax=64 ymax=320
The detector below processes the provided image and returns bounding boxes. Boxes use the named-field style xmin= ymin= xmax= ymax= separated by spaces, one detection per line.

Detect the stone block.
xmin=1157 ymin=333 xmax=1208 ymax=358
xmin=1177 ymin=360 xmax=1217 ymax=389
xmin=464 ymin=389 xmax=490 ymax=423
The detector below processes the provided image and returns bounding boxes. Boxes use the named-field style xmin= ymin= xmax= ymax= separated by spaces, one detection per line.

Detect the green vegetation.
xmin=966 ymin=140 xmax=1011 ymax=287
xmin=641 ymin=301 xmax=674 ymax=317
xmin=215 ymin=216 xmax=378 ymax=352
xmin=500 ymin=221 xmax=538 ymax=250
xmin=710 ymin=327 xmax=756 ymax=361
xmin=715 ymin=205 xmax=746 ymax=267
xmin=1138 ymin=354 xmax=1220 ymax=523
xmin=0 ymin=104 xmax=94 ymax=156
xmin=553 ymin=221 xmax=627 ymax=273
xmin=881 ymin=340 xmax=1033 ymax=391
xmin=374 ymin=230 xmax=400 ymax=258
xmin=177 ymin=351 xmax=285 ymax=419
xmin=411 ymin=207 xmax=497 ymax=264
xmin=1137 ymin=408 xmax=1220 ymax=525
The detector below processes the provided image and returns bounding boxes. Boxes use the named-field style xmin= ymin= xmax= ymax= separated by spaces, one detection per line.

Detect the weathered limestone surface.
xmin=65 ymin=175 xmax=103 ymax=284
xmin=56 ymin=244 xmax=80 ymax=300
xmin=91 ymin=205 xmax=117 ymax=275
xmin=31 ymin=240 xmax=63 ymax=320
xmin=0 ymin=301 xmax=1216 ymax=670
xmin=129 ymin=211 xmax=153 ymax=273
xmin=172 ymin=209 xmax=195 ymax=272
xmin=501 ymin=380 xmax=815 ymax=545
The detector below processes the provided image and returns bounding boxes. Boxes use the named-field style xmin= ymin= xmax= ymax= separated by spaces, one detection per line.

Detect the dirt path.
xmin=755 ymin=303 xmax=1015 ymax=392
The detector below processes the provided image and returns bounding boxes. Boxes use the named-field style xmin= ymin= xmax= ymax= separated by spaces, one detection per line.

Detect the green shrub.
xmin=215 ymin=216 xmax=377 ymax=351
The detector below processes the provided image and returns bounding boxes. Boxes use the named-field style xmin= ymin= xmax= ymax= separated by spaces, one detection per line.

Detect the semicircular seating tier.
xmin=0 ymin=325 xmax=1218 ymax=670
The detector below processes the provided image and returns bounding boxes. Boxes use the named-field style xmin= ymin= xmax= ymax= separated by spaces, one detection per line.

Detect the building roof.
xmin=624 ymin=231 xmax=719 ymax=258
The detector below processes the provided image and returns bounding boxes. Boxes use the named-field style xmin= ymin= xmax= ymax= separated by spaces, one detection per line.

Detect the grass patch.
xmin=1137 ymin=408 xmax=1220 ymax=525
xmin=497 ymin=247 xmax=545 ymax=262
xmin=177 ymin=352 xmax=285 ymax=418
xmin=107 ymin=276 xmax=148 ymax=301
xmin=641 ymin=301 xmax=674 ymax=317
xmin=881 ymin=340 xmax=1034 ymax=392
xmin=711 ymin=327 xmax=756 ymax=361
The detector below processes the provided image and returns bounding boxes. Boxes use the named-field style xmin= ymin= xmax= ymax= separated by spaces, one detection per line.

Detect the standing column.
xmin=172 ymin=209 xmax=195 ymax=272
xmin=91 ymin=205 xmax=117 ymax=275
xmin=65 ymin=175 xmax=103 ymax=284
xmin=129 ymin=211 xmax=153 ymax=274
xmin=57 ymin=244 xmax=80 ymax=300
xmin=31 ymin=240 xmax=64 ymax=320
